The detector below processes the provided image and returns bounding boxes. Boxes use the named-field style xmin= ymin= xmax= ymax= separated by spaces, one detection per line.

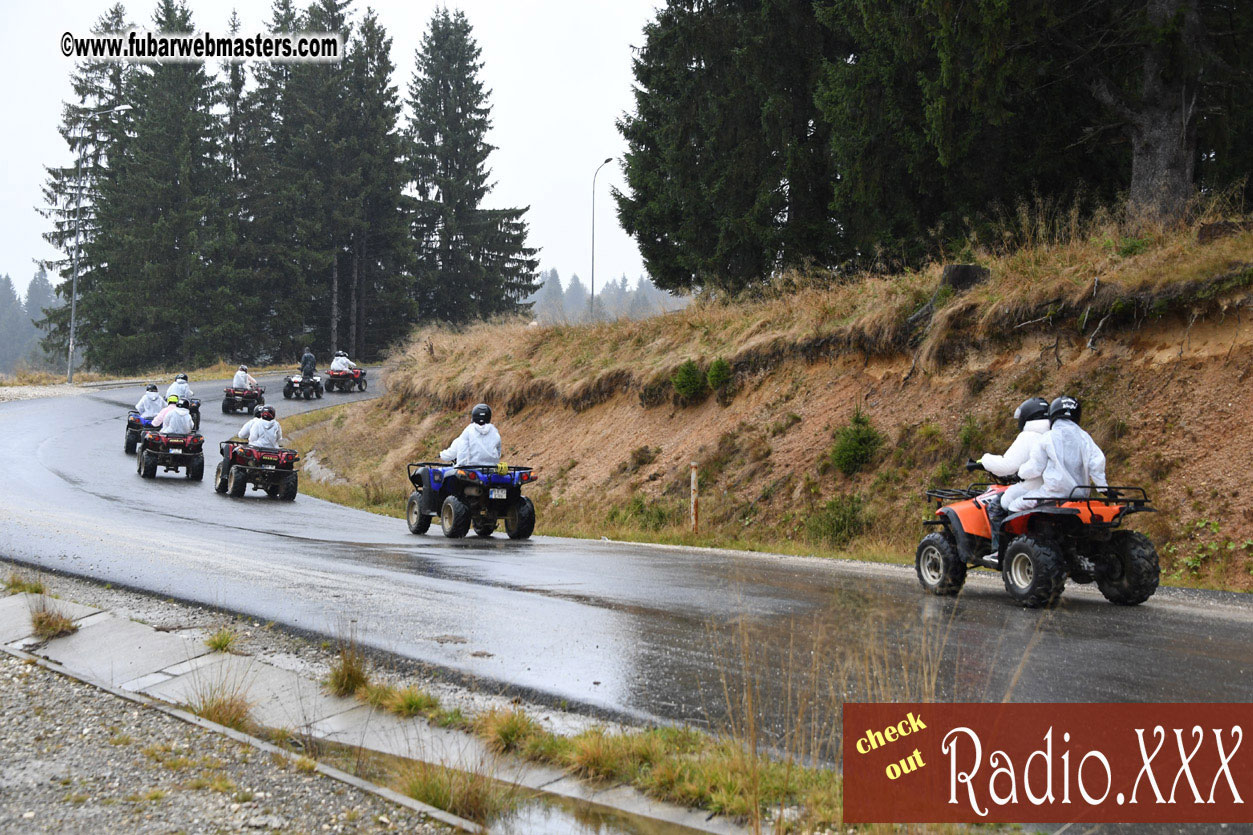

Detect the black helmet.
xmin=252 ymin=403 xmax=266 ymax=417
xmin=335 ymin=350 xmax=347 ymax=358
xmin=177 ymin=398 xmax=190 ymax=410
xmin=471 ymin=403 xmax=492 ymax=425
xmin=146 ymin=383 xmax=158 ymax=392
xmin=259 ymin=405 xmax=276 ymax=420
xmin=175 ymin=373 xmax=188 ymax=382
xmin=1048 ymin=395 xmax=1081 ymax=425
xmin=1014 ymin=397 xmax=1050 ymax=431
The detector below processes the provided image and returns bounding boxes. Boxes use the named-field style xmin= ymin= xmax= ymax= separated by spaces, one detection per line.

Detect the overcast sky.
xmin=0 ymin=0 xmax=658 ymax=300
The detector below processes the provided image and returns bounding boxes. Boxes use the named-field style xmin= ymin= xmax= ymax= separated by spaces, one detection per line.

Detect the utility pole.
xmin=590 ymin=157 xmax=612 ymax=321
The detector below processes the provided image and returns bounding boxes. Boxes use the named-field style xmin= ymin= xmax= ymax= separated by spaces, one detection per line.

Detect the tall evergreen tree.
xmin=406 ymin=9 xmax=538 ymax=323
xmin=23 ymin=268 xmax=60 ymax=370
xmin=39 ymin=3 xmax=134 ymax=364
xmin=80 ymin=0 xmax=232 ymax=370
xmin=0 ymin=276 xmax=29 ymax=374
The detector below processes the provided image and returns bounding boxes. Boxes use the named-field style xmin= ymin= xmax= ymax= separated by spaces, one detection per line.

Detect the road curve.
xmin=3 ymin=372 xmax=1253 ymax=753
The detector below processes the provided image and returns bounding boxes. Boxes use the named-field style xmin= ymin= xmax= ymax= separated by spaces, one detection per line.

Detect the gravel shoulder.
xmin=0 ymin=384 xmax=94 ymax=403
xmin=0 ymin=653 xmax=446 ymax=834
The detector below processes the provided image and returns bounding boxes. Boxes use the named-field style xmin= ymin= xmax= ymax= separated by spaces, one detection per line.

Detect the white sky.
xmin=0 ymin=0 xmax=657 ymax=300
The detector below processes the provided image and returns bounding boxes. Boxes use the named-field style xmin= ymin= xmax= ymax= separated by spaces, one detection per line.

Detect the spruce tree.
xmin=407 ymin=9 xmax=538 ymax=323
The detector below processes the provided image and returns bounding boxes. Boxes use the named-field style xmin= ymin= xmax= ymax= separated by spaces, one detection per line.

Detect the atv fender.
xmin=936 ymin=508 xmax=978 ymax=562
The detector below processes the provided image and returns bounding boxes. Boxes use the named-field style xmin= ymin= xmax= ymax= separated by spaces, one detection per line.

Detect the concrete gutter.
xmin=0 ymin=593 xmax=745 ymax=834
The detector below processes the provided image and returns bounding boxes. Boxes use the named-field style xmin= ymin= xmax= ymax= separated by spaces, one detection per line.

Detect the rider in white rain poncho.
xmin=155 ymin=399 xmax=194 ymax=435
xmin=134 ymin=384 xmax=164 ymax=419
xmin=240 ymin=405 xmax=284 ymax=449
xmin=1017 ymin=396 xmax=1108 ymax=507
xmin=232 ymin=365 xmax=257 ymax=389
xmin=166 ymin=373 xmax=194 ymax=399
xmin=329 ymin=351 xmax=356 ymax=372
xmin=977 ymin=397 xmax=1050 ymax=553
xmin=441 ymin=403 xmax=501 ymax=467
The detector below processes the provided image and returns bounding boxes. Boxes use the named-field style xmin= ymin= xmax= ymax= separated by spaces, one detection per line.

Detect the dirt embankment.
xmin=302 ymin=226 xmax=1253 ymax=590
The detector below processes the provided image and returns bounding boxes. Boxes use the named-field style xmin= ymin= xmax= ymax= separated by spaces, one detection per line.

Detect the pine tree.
xmin=530 ymin=269 xmax=566 ymax=322
xmin=0 ymin=276 xmax=29 ymax=374
xmin=345 ymin=10 xmax=414 ymax=358
xmin=407 ymin=9 xmax=538 ymax=323
xmin=39 ymin=3 xmax=134 ymax=363
xmin=22 ymin=268 xmax=60 ymax=370
xmin=563 ymin=273 xmax=589 ymax=321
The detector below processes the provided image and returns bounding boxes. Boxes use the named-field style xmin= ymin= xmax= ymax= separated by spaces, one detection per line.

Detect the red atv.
xmin=136 ymin=430 xmax=205 ymax=481
xmin=916 ymin=463 xmax=1159 ymax=607
xmin=222 ymin=385 xmax=265 ymax=414
xmin=326 ymin=367 xmax=366 ymax=393
xmin=214 ymin=441 xmax=299 ymax=500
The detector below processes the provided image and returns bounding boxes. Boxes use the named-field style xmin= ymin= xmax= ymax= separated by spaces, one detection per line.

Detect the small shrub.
xmin=768 ymin=412 xmax=801 ymax=437
xmin=965 ymin=369 xmax=993 ymax=396
xmin=706 ymin=358 xmax=733 ymax=391
xmin=294 ymin=756 xmax=318 ymax=773
xmin=608 ymin=495 xmax=680 ymax=531
xmin=399 ymin=761 xmax=521 ymax=824
xmin=957 ymin=414 xmax=987 ymax=454
xmin=205 ymin=627 xmax=238 ymax=653
xmin=804 ymin=494 xmax=867 ymax=548
xmin=828 ymin=410 xmax=884 ymax=477
xmin=671 ymin=360 xmax=708 ymax=403
xmin=326 ymin=640 xmax=369 ymax=698
xmin=1116 ymin=236 xmax=1150 ymax=257
xmin=616 ymin=445 xmax=657 ymax=475
xmin=356 ymin=680 xmax=396 ymax=709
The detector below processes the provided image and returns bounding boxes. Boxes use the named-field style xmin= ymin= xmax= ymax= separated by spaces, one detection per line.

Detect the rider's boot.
xmin=986 ymin=493 xmax=1008 ymax=557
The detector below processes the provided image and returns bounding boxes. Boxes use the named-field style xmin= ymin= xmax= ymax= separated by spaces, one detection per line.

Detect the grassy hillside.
xmin=293 ymin=218 xmax=1253 ymax=591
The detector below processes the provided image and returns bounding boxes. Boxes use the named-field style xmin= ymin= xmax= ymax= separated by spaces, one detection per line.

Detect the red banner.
xmin=843 ymin=703 xmax=1253 ymax=823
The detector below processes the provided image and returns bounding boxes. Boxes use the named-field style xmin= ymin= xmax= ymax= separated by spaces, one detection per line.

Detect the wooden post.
xmin=690 ymin=461 xmax=698 ymax=533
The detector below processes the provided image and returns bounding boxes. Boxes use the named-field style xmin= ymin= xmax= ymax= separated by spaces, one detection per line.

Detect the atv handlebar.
xmin=965 ymin=458 xmax=983 ymax=472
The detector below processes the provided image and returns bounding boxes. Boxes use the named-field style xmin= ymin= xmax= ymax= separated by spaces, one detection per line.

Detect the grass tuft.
xmin=29 ymin=596 xmax=78 ymax=640
xmin=387 ymin=685 xmax=440 ymax=718
xmin=398 ymin=761 xmax=523 ymax=824
xmin=5 ymin=572 xmax=46 ymax=595
xmin=326 ymin=636 xmax=369 ymax=698
xmin=205 ymin=627 xmax=239 ymax=653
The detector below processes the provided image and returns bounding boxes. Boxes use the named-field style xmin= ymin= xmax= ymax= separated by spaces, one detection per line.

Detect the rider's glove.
xmin=965 ymin=457 xmax=984 ymax=472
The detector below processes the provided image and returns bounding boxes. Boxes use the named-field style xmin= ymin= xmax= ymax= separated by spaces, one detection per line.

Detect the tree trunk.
xmin=330 ymin=253 xmax=339 ymax=352
xmin=356 ymin=237 xmax=368 ymax=358
xmin=1127 ymin=0 xmax=1200 ymax=223
xmin=348 ymin=235 xmax=359 ymax=358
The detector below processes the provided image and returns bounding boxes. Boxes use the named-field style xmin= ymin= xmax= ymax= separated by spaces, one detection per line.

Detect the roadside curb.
xmin=0 ymin=638 xmax=482 ymax=834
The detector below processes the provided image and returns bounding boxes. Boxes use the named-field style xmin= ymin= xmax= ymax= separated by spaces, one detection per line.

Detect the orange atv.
xmin=916 ymin=463 xmax=1159 ymax=607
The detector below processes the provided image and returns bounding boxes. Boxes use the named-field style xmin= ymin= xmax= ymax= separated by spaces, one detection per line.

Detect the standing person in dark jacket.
xmin=300 ymin=347 xmax=317 ymax=377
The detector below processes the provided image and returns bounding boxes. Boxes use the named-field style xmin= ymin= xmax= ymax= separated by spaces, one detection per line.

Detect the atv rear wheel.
xmin=406 ymin=492 xmax=431 ymax=534
xmin=124 ymin=431 xmax=138 ymax=455
xmin=440 ymin=496 xmax=471 ymax=538
xmin=505 ymin=497 xmax=536 ymax=540
xmin=915 ymin=531 xmax=966 ymax=596
xmin=187 ymin=455 xmax=205 ymax=482
xmin=1097 ymin=531 xmax=1159 ymax=605
xmin=227 ymin=465 xmax=247 ymax=497
xmin=283 ymin=386 xmax=293 ymax=399
xmin=1002 ymin=536 xmax=1067 ymax=608
xmin=279 ymin=474 xmax=298 ymax=501
xmin=214 ymin=461 xmax=228 ymax=493
xmin=222 ymin=399 xmax=232 ymax=414
xmin=138 ymin=450 xmax=158 ymax=479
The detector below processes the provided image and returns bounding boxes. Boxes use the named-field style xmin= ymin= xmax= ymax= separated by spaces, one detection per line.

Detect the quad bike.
xmin=916 ymin=462 xmax=1159 ymax=608
xmin=222 ymin=386 xmax=265 ymax=414
xmin=326 ymin=367 xmax=367 ymax=392
xmin=136 ymin=430 xmax=205 ymax=481
xmin=124 ymin=411 xmax=156 ymax=454
xmin=214 ymin=441 xmax=299 ymax=500
xmin=406 ymin=462 xmax=537 ymax=539
xmin=282 ymin=371 xmax=323 ymax=400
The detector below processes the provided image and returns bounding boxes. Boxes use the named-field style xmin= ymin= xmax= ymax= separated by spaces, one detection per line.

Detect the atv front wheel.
xmin=915 ymin=531 xmax=966 ymax=596
xmin=505 ymin=497 xmax=536 ymax=540
xmin=358 ymin=378 xmax=367 ymax=391
xmin=441 ymin=496 xmax=471 ymax=538
xmin=214 ymin=462 xmax=228 ymax=493
xmin=406 ymin=492 xmax=431 ymax=534
xmin=227 ymin=465 xmax=247 ymax=498
xmin=1002 ymin=536 xmax=1067 ymax=608
xmin=1096 ymin=531 xmax=1159 ymax=605
xmin=222 ymin=399 xmax=232 ymax=414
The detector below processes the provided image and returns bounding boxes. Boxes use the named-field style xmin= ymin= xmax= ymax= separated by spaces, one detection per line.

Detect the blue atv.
xmin=406 ymin=462 xmax=537 ymax=539
xmin=125 ymin=411 xmax=156 ymax=454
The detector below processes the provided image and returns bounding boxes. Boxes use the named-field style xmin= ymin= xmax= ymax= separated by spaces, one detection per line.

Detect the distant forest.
xmin=525 ymin=270 xmax=688 ymax=325
xmin=0 ymin=269 xmax=61 ymax=375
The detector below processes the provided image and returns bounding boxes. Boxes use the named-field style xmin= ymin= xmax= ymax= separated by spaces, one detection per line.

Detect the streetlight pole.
xmin=590 ymin=157 xmax=612 ymax=321
xmin=66 ymin=104 xmax=131 ymax=384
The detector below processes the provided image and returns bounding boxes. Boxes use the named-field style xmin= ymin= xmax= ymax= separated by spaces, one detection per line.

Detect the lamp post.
xmin=66 ymin=103 xmax=131 ymax=384
xmin=589 ymin=157 xmax=613 ymax=320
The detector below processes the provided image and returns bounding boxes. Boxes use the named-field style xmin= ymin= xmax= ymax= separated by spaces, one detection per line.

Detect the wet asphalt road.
xmin=3 ymin=373 xmax=1253 ymax=759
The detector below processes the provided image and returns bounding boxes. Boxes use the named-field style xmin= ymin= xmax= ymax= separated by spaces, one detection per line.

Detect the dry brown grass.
xmin=326 ymin=635 xmax=369 ymax=698
xmin=186 ymin=679 xmax=253 ymax=731
xmin=28 ymin=596 xmax=78 ymax=640
xmin=5 ymin=572 xmax=46 ymax=595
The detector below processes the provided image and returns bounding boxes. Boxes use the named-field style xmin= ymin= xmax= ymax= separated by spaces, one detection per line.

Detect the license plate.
xmin=489 ymin=488 xmax=506 ymax=500
xmin=262 ymin=463 xmax=275 ymax=469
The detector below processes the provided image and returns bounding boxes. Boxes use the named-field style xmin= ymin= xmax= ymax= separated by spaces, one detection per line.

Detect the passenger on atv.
xmin=1017 ymin=395 xmax=1108 ymax=507
xmin=135 ymin=384 xmax=164 ymax=420
xmin=215 ymin=404 xmax=299 ymax=500
xmin=240 ymin=404 xmax=284 ymax=448
xmin=167 ymin=373 xmax=193 ymax=400
xmin=232 ymin=365 xmax=257 ymax=389
xmin=155 ymin=398 xmax=195 ymax=435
